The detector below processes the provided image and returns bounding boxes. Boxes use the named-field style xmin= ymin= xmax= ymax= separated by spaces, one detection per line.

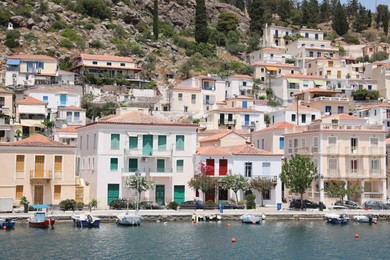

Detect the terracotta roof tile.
xmin=61 ymin=105 xmax=85 ymax=111
xmin=282 ymin=104 xmax=320 ymax=111
xmin=254 ymin=122 xmax=304 ymax=132
xmin=211 ymin=107 xmax=260 ymax=113
xmin=324 ymin=113 xmax=366 ymax=120
xmin=221 ymin=144 xmax=279 ymax=156
xmin=295 ymin=88 xmax=340 ymax=95
xmin=79 ymin=54 xmax=134 ymax=63
xmin=227 ymin=95 xmax=254 ymax=100
xmin=15 ymin=97 xmax=47 ymax=105
xmin=196 ymin=146 xmax=231 ymax=156
xmin=199 ymin=130 xmax=247 ymax=142
xmin=55 ymin=126 xmax=79 ymax=133
xmin=252 ymin=62 xmax=297 ymax=68
xmin=284 ymin=74 xmax=326 ymax=80
xmin=8 ymin=54 xmax=57 ymax=61
xmin=0 ymin=134 xmax=70 ymax=147
xmin=173 ymin=86 xmax=201 ymax=92
xmin=229 ymin=74 xmax=253 ymax=79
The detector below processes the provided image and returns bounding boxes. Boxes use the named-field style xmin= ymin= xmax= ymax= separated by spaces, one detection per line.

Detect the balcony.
xmin=308 ymin=123 xmax=385 ymax=132
xmin=124 ymin=148 xmax=172 ymax=158
xmin=30 ymin=170 xmax=52 ymax=181
xmin=147 ymin=168 xmax=173 ymax=177
xmin=202 ymin=85 xmax=216 ymax=91
xmin=311 ymin=97 xmax=350 ymax=102
xmin=218 ymin=119 xmax=236 ymax=126
xmin=362 ymin=192 xmax=384 ymax=200
xmin=121 ymin=168 xmax=147 ymax=177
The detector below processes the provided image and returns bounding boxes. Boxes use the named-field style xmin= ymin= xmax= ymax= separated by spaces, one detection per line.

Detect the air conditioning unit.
xmin=140 ymin=157 xmax=148 ymax=163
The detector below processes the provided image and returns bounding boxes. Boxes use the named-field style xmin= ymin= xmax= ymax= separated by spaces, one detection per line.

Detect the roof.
xmin=0 ymin=134 xmax=71 ymax=148
xmin=194 ymin=75 xmax=216 ymax=81
xmin=294 ymin=88 xmax=340 ymax=96
xmin=254 ymin=121 xmax=303 ymax=132
xmin=0 ymin=88 xmax=13 ymax=94
xmin=199 ymin=130 xmax=246 ymax=142
xmin=173 ymin=86 xmax=201 ymax=92
xmin=85 ymin=111 xmax=197 ymax=127
xmin=282 ymin=104 xmax=320 ymax=112
xmin=251 ymin=62 xmax=297 ymax=68
xmin=283 ymin=74 xmax=325 ymax=80
xmin=60 ymin=105 xmax=85 ymax=111
xmin=227 ymin=95 xmax=255 ymax=100
xmin=15 ymin=97 xmax=47 ymax=106
xmin=197 ymin=144 xmax=280 ymax=156
xmin=211 ymin=107 xmax=261 ymax=113
xmin=261 ymin=47 xmax=282 ymax=51
xmin=8 ymin=54 xmax=57 ymax=61
xmin=196 ymin=146 xmax=231 ymax=156
xmin=229 ymin=74 xmax=253 ymax=79
xmin=55 ymin=126 xmax=79 ymax=133
xmin=79 ymin=54 xmax=134 ymax=63
xmin=324 ymin=113 xmax=366 ymax=121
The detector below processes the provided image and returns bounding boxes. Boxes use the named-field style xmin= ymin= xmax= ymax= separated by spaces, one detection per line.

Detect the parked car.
xmin=180 ymin=200 xmax=204 ymax=210
xmin=335 ymin=200 xmax=362 ymax=209
xmin=220 ymin=201 xmax=245 ymax=209
xmin=289 ymin=199 xmax=326 ymax=209
xmin=139 ymin=201 xmax=165 ymax=210
xmin=364 ymin=200 xmax=390 ymax=210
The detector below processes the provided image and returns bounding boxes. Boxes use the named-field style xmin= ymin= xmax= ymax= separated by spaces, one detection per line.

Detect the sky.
xmin=340 ymin=0 xmax=389 ymax=11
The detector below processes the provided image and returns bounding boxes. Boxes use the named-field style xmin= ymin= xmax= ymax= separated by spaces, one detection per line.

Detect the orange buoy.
xmin=374 ymin=220 xmax=377 ymax=224
xmin=227 ymin=223 xmax=231 ymax=227
xmin=252 ymin=221 xmax=256 ymax=225
xmin=2 ymin=225 xmax=6 ymax=230
xmin=193 ymin=220 xmax=196 ymax=224
xmin=355 ymin=233 xmax=359 ymax=239
xmin=231 ymin=237 xmax=236 ymax=243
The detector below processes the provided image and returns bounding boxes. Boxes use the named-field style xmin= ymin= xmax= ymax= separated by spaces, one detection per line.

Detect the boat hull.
xmin=29 ymin=219 xmax=55 ymax=228
xmin=0 ymin=219 xmax=16 ymax=229
xmin=116 ymin=214 xmax=141 ymax=226
xmin=353 ymin=216 xmax=376 ymax=223
xmin=240 ymin=214 xmax=261 ymax=224
xmin=74 ymin=219 xmax=100 ymax=228
xmin=327 ymin=218 xmax=349 ymax=224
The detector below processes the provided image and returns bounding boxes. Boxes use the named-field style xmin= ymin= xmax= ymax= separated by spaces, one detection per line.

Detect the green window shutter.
xmin=142 ymin=135 xmax=153 ymax=156
xmin=191 ymin=94 xmax=196 ymax=104
xmin=157 ymin=159 xmax=165 ymax=172
xmin=158 ymin=135 xmax=167 ymax=151
xmin=129 ymin=159 xmax=138 ymax=172
xmin=129 ymin=136 xmax=138 ymax=149
xmin=110 ymin=158 xmax=118 ymax=171
xmin=176 ymin=160 xmax=184 ymax=172
xmin=111 ymin=134 xmax=120 ymax=150
xmin=176 ymin=135 xmax=184 ymax=151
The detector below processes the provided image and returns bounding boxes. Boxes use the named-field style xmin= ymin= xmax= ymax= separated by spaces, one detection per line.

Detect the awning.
xmin=20 ymin=119 xmax=45 ymax=128
xmin=287 ymin=78 xmax=300 ymax=84
xmin=265 ymin=66 xmax=278 ymax=71
xmin=314 ymin=80 xmax=326 ymax=86
xmin=6 ymin=59 xmax=20 ymax=65
xmin=31 ymin=204 xmax=50 ymax=209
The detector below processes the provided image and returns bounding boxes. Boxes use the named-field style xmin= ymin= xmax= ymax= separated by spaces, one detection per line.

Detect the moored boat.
xmin=326 ymin=213 xmax=349 ymax=224
xmin=240 ymin=214 xmax=261 ymax=224
xmin=0 ymin=218 xmax=16 ymax=229
xmin=116 ymin=212 xmax=141 ymax=226
xmin=28 ymin=205 xmax=55 ymax=228
xmin=72 ymin=213 xmax=100 ymax=228
xmin=353 ymin=215 xmax=377 ymax=223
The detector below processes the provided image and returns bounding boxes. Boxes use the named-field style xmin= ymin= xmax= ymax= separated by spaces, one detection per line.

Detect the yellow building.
xmin=0 ymin=134 xmax=77 ymax=206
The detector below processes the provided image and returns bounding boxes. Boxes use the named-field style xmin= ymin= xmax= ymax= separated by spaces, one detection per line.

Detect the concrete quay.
xmin=2 ymin=206 xmax=390 ymax=223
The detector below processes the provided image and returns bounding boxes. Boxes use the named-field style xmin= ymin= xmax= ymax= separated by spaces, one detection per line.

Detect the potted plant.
xmin=76 ymin=202 xmax=84 ymax=211
xmin=89 ymin=199 xmax=97 ymax=212
xmin=20 ymin=196 xmax=29 ymax=213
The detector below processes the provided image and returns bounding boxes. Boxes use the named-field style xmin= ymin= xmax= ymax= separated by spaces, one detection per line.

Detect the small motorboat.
xmin=0 ymin=218 xmax=16 ymax=229
xmin=116 ymin=212 xmax=141 ymax=226
xmin=326 ymin=213 xmax=349 ymax=224
xmin=240 ymin=214 xmax=261 ymax=224
xmin=28 ymin=205 xmax=55 ymax=228
xmin=72 ymin=213 xmax=100 ymax=228
xmin=353 ymin=215 xmax=377 ymax=223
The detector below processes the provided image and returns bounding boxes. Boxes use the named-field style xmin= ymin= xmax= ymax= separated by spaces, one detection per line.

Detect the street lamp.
xmin=135 ymin=170 xmax=141 ymax=211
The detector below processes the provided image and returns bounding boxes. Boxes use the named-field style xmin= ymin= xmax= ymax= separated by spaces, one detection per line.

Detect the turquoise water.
xmin=0 ymin=220 xmax=388 ymax=259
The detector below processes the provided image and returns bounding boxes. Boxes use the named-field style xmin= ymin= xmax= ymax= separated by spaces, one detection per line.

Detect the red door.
xmin=219 ymin=159 xmax=227 ymax=176
xmin=206 ymin=159 xmax=215 ymax=176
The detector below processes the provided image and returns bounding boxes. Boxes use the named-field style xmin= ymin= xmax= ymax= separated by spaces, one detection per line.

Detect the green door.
xmin=143 ymin=135 xmax=153 ymax=156
xmin=155 ymin=185 xmax=165 ymax=205
xmin=107 ymin=184 xmax=120 ymax=205
xmin=174 ymin=185 xmax=185 ymax=204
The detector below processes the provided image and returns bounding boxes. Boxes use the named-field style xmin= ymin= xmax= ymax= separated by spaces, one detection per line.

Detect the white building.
xmin=356 ymin=104 xmax=390 ymax=131
xmin=77 ymin=111 xmax=198 ymax=208
xmin=268 ymin=104 xmax=321 ymax=126
xmin=262 ymin=24 xmax=293 ymax=49
xmin=225 ymin=74 xmax=253 ymax=98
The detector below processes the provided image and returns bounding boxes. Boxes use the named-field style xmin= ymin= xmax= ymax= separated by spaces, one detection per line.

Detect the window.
xmin=157 ymin=159 xmax=165 ymax=172
xmin=351 ymin=159 xmax=358 ymax=173
xmin=262 ymin=189 xmax=271 ymax=200
xmin=43 ymin=96 xmax=48 ymax=102
xmin=92 ymin=61 xmax=98 ymax=65
xmin=370 ymin=138 xmax=379 ymax=146
xmin=370 ymin=159 xmax=379 ymax=172
xmin=86 ymin=134 xmax=89 ymax=150
xmin=16 ymin=155 xmax=24 ymax=172
xmin=329 ymin=158 xmax=337 ymax=170
xmin=261 ymin=68 xmax=264 ymax=72
xmin=313 ymin=137 xmax=319 ymax=153
xmin=129 ymin=136 xmax=138 ymax=149
xmin=80 ymin=136 xmax=83 ymax=149
xmin=176 ymin=160 xmax=184 ymax=172
xmin=191 ymin=94 xmax=196 ymax=104
xmin=301 ymin=114 xmax=306 ymax=124
xmin=279 ymin=137 xmax=284 ymax=149
xmin=54 ymin=185 xmax=61 ymax=199
xmin=110 ymin=158 xmax=118 ymax=171
xmin=74 ymin=112 xmax=80 ymax=122
xmin=111 ymin=134 xmax=120 ymax=150
xmin=184 ymin=106 xmax=188 ymax=112
xmin=305 ymin=32 xmax=309 ymax=38
xmin=337 ymin=106 xmax=344 ymax=114
xmin=93 ymin=134 xmax=96 ymax=149
xmin=178 ymin=93 xmax=183 ymax=101
xmin=66 ymin=111 xmax=72 ymax=122
xmin=291 ymin=114 xmax=296 ymax=122
xmin=368 ymin=85 xmax=372 ymax=90
xmin=107 ymin=62 xmax=112 ymax=66
xmin=261 ymin=139 xmax=264 ymax=149
xmin=351 ymin=138 xmax=358 ymax=152
xmin=309 ymin=52 xmax=314 ymax=57
xmin=120 ymin=63 xmax=125 ymax=67
xmin=311 ymin=114 xmax=316 ymax=121
xmin=374 ymin=109 xmax=377 ymax=116
xmin=245 ymin=162 xmax=252 ymax=177
xmin=328 ymin=136 xmax=337 ymax=145
xmin=337 ymin=71 xmax=341 ymax=78
xmin=303 ymin=81 xmax=309 ymax=88
xmin=317 ymin=52 xmax=321 ymax=57
xmin=328 ymin=61 xmax=334 ymax=67
xmin=129 ymin=159 xmax=138 ymax=172
xmin=54 ymin=156 xmax=62 ymax=172
xmin=327 ymin=70 xmax=331 ymax=76
xmin=16 ymin=186 xmax=23 ymax=199
xmin=262 ymin=162 xmax=271 ymax=175
xmin=158 ymin=135 xmax=167 ymax=151
xmin=176 ymin=135 xmax=184 ymax=151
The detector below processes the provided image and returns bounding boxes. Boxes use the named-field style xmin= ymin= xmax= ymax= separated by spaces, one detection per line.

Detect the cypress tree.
xmin=153 ymin=0 xmax=158 ymax=41
xmin=195 ymin=0 xmax=209 ymax=43
xmin=332 ymin=1 xmax=349 ymax=36
xmin=248 ymin=0 xmax=265 ymax=36
xmin=234 ymin=0 xmax=245 ymax=11
xmin=320 ymin=0 xmax=331 ymax=23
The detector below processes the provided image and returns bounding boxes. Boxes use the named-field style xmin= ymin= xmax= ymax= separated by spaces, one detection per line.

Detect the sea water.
xmin=0 ymin=220 xmax=387 ymax=260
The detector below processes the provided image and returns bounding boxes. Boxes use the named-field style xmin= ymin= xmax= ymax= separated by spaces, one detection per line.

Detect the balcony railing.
xmin=147 ymin=168 xmax=173 ymax=177
xmin=218 ymin=119 xmax=236 ymax=126
xmin=311 ymin=97 xmax=350 ymax=102
xmin=308 ymin=124 xmax=385 ymax=131
xmin=362 ymin=192 xmax=384 ymax=199
xmin=30 ymin=170 xmax=52 ymax=180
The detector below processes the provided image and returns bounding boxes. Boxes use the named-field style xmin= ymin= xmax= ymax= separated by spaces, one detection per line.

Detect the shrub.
xmin=77 ymin=0 xmax=112 ymax=20
xmin=84 ymin=23 xmax=95 ymax=30
xmin=343 ymin=33 xmax=360 ymax=44
xmin=14 ymin=6 xmax=32 ymax=18
xmin=59 ymin=199 xmax=76 ymax=211
xmin=5 ymin=30 xmax=21 ymax=48
xmin=0 ymin=10 xmax=11 ymax=27
xmin=49 ymin=20 xmax=68 ymax=31
xmin=24 ymin=32 xmax=38 ymax=43
xmin=158 ymin=21 xmax=176 ymax=38
xmin=245 ymin=193 xmax=256 ymax=209
xmin=90 ymin=39 xmax=105 ymax=49
xmin=109 ymin=199 xmax=128 ymax=209
xmin=59 ymin=56 xmax=72 ymax=70
xmin=167 ymin=201 xmax=179 ymax=210
xmin=60 ymin=38 xmax=74 ymax=49
xmin=76 ymin=202 xmax=84 ymax=210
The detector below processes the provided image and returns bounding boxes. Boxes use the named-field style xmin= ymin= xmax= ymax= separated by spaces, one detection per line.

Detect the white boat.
xmin=72 ymin=213 xmax=100 ymax=228
xmin=353 ymin=215 xmax=377 ymax=223
xmin=240 ymin=214 xmax=261 ymax=224
xmin=116 ymin=212 xmax=142 ymax=226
